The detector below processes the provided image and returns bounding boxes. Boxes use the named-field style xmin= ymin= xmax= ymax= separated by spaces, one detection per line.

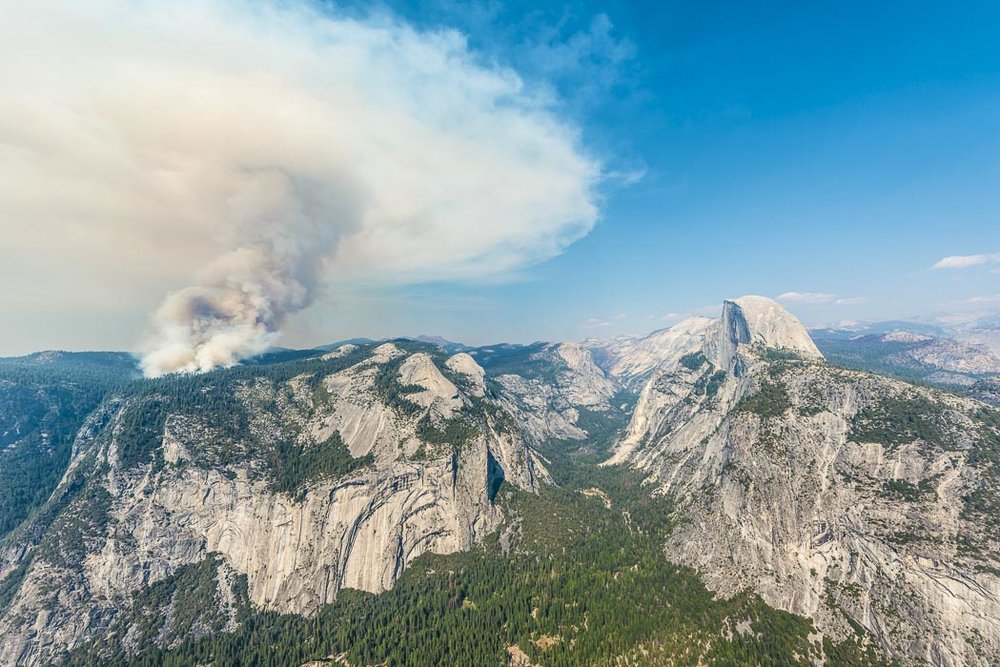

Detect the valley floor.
xmin=61 ymin=430 xmax=889 ymax=667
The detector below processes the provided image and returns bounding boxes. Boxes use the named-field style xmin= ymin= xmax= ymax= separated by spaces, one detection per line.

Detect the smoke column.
xmin=0 ymin=1 xmax=602 ymax=376
xmin=140 ymin=169 xmax=346 ymax=376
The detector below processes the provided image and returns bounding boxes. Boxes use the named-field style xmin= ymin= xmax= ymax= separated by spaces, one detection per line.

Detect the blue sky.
xmin=2 ymin=1 xmax=999 ymax=355
xmin=290 ymin=0 xmax=1000 ymax=345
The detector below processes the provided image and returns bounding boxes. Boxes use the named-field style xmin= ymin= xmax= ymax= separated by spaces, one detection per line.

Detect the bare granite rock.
xmin=608 ymin=296 xmax=1000 ymax=666
xmin=0 ymin=344 xmax=548 ymax=665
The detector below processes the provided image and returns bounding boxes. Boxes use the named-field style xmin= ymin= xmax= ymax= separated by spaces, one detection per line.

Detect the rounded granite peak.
xmin=721 ymin=295 xmax=823 ymax=361
xmin=445 ymin=352 xmax=486 ymax=397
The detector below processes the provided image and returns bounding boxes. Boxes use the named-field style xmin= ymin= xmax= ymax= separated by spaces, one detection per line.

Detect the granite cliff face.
xmin=0 ymin=342 xmax=561 ymax=665
xmin=2 ymin=306 xmax=1000 ymax=666
xmin=607 ymin=297 xmax=1000 ymax=666
xmin=585 ymin=317 xmax=715 ymax=385
xmin=470 ymin=342 xmax=622 ymax=445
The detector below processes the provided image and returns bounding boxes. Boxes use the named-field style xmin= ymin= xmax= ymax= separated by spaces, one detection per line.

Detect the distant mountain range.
xmin=806 ymin=320 xmax=1000 ymax=406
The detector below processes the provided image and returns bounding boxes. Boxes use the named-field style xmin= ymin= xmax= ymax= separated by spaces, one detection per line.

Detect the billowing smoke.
xmin=1 ymin=1 xmax=602 ymax=376
xmin=140 ymin=166 xmax=354 ymax=376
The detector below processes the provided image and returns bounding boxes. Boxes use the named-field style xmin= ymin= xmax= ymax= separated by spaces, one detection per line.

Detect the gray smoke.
xmin=140 ymin=168 xmax=358 ymax=376
xmin=1 ymin=1 xmax=602 ymax=376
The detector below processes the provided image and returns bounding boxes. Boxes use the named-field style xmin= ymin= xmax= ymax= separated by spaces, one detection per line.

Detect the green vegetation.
xmin=0 ymin=348 xmax=385 ymax=619
xmin=62 ymin=378 xmax=892 ymax=667
xmin=0 ymin=353 xmax=133 ymax=540
xmin=270 ymin=431 xmax=374 ymax=499
xmin=880 ymin=477 xmax=937 ymax=502
xmin=470 ymin=342 xmax=565 ymax=385
xmin=822 ymin=631 xmax=891 ymax=666
xmin=373 ymin=355 xmax=425 ymax=416
xmin=545 ymin=389 xmax=637 ymax=464
xmin=0 ymin=342 xmax=922 ymax=666
xmin=679 ymin=352 xmax=707 ymax=370
xmin=797 ymin=394 xmax=826 ymax=416
xmin=735 ymin=381 xmax=791 ymax=419
xmin=693 ymin=369 xmax=727 ymax=398
xmin=79 ymin=556 xmax=248 ymax=652
xmin=0 ymin=557 xmax=31 ymax=614
xmin=848 ymin=394 xmax=949 ymax=450
xmin=969 ymin=407 xmax=1000 ymax=471
xmin=414 ymin=414 xmax=479 ymax=454
xmin=115 ymin=397 xmax=171 ymax=469
xmin=63 ymin=471 xmax=889 ymax=667
xmin=81 ymin=346 xmax=388 ymax=491
xmin=35 ymin=484 xmax=112 ymax=568
xmin=960 ymin=407 xmax=1000 ymax=549
xmin=813 ymin=338 xmax=933 ymax=384
xmin=760 ymin=348 xmax=805 ymax=362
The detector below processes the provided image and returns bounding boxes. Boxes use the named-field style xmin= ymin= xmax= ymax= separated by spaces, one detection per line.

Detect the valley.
xmin=0 ymin=297 xmax=998 ymax=666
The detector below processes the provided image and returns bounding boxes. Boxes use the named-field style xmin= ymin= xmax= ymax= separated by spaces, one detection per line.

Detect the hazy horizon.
xmin=2 ymin=1 xmax=997 ymax=362
xmin=4 ymin=297 xmax=997 ymax=360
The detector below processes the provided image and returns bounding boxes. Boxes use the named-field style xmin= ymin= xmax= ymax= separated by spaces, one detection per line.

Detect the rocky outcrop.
xmin=445 ymin=353 xmax=486 ymax=397
xmin=896 ymin=336 xmax=1000 ymax=375
xmin=3 ymin=314 xmax=999 ymax=666
xmin=609 ymin=296 xmax=1000 ymax=666
xmin=483 ymin=342 xmax=621 ymax=446
xmin=0 ymin=343 xmax=548 ymax=665
xmin=585 ymin=317 xmax=715 ymax=383
xmin=591 ymin=296 xmax=822 ymax=387
xmin=553 ymin=343 xmax=618 ymax=407
xmin=397 ymin=352 xmax=462 ymax=418
xmin=703 ymin=296 xmax=822 ymax=372
xmin=812 ymin=326 xmax=1000 ymax=392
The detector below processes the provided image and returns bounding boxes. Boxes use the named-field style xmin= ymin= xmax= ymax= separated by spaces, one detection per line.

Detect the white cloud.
xmin=933 ymin=311 xmax=993 ymax=326
xmin=776 ymin=292 xmax=836 ymax=304
xmin=0 ymin=1 xmax=601 ymax=374
xmin=778 ymin=292 xmax=868 ymax=306
xmin=966 ymin=294 xmax=1000 ymax=304
xmin=931 ymin=253 xmax=1000 ymax=269
xmin=582 ymin=317 xmax=611 ymax=328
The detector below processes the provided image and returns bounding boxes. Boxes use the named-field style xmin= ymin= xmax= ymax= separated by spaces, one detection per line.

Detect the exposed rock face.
xmin=812 ymin=326 xmax=1000 ymax=391
xmin=585 ymin=317 xmax=715 ymax=383
xmin=898 ymin=336 xmax=1000 ymax=375
xmin=553 ymin=343 xmax=618 ymax=407
xmin=725 ymin=296 xmax=823 ymax=358
xmin=485 ymin=343 xmax=620 ymax=445
xmin=0 ymin=343 xmax=548 ymax=665
xmin=397 ymin=352 xmax=462 ymax=417
xmin=587 ymin=296 xmax=821 ymax=387
xmin=881 ymin=331 xmax=932 ymax=343
xmin=370 ymin=342 xmax=405 ymax=363
xmin=706 ymin=296 xmax=823 ymax=369
xmin=3 ymin=314 xmax=1000 ymax=666
xmin=445 ymin=353 xmax=486 ymax=397
xmin=960 ymin=327 xmax=1000 ymax=359
xmin=609 ymin=296 xmax=1000 ymax=666
xmin=321 ymin=343 xmax=359 ymax=360
xmin=493 ymin=372 xmax=589 ymax=443
xmin=968 ymin=376 xmax=1000 ymax=407
xmin=0 ymin=353 xmax=134 ymax=545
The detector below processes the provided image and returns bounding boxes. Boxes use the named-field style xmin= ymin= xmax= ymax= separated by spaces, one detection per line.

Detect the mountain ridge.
xmin=605 ymin=298 xmax=1000 ymax=665
xmin=0 ymin=297 xmax=998 ymax=665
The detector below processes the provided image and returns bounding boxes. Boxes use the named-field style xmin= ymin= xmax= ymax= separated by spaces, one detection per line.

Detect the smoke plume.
xmin=1 ymin=1 xmax=601 ymax=375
